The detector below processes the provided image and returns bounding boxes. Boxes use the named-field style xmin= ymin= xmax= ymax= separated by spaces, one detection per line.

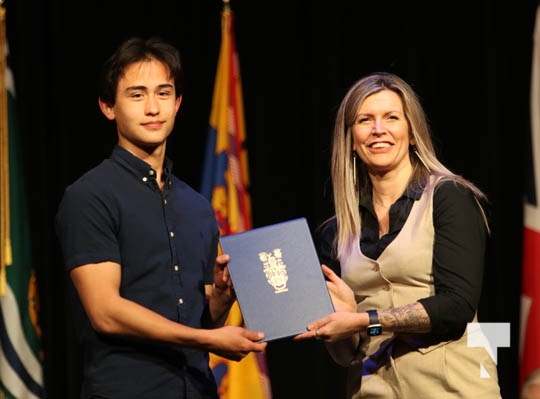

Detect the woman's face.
xmin=351 ymin=89 xmax=414 ymax=176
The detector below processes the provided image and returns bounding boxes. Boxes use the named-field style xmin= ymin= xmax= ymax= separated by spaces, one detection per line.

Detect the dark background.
xmin=5 ymin=0 xmax=538 ymax=398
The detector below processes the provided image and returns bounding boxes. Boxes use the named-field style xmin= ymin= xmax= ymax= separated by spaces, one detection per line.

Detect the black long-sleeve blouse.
xmin=315 ymin=180 xmax=488 ymax=338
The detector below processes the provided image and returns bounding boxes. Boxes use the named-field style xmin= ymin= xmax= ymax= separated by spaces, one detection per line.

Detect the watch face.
xmin=367 ymin=325 xmax=382 ymax=336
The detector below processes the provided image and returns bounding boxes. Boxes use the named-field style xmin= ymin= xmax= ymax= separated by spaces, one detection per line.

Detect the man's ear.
xmin=175 ymin=95 xmax=182 ymax=113
xmin=98 ymin=98 xmax=115 ymax=121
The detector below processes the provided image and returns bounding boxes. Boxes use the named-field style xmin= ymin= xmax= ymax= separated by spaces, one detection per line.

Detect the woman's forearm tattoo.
xmin=378 ymin=302 xmax=431 ymax=333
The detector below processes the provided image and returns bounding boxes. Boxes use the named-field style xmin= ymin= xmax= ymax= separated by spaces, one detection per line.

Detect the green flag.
xmin=0 ymin=9 xmax=44 ymax=398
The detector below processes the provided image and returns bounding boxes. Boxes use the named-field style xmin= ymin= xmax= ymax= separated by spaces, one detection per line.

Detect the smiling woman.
xmin=295 ymin=72 xmax=502 ymax=399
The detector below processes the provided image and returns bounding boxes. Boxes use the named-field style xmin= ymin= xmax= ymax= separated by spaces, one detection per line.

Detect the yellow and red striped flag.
xmin=201 ymin=2 xmax=272 ymax=398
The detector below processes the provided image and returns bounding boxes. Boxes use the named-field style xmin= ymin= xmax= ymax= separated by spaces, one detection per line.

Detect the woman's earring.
xmin=352 ymin=151 xmax=357 ymax=187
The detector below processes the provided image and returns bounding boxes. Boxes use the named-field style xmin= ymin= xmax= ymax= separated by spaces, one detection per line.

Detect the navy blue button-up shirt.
xmin=56 ymin=145 xmax=220 ymax=399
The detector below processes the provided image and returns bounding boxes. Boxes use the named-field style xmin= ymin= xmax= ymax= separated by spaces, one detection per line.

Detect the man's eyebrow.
xmin=125 ymin=85 xmax=147 ymax=92
xmin=125 ymin=83 xmax=174 ymax=92
xmin=157 ymin=83 xmax=174 ymax=90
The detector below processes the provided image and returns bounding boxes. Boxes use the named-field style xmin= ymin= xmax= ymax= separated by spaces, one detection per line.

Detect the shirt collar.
xmin=110 ymin=145 xmax=173 ymax=186
xmin=359 ymin=179 xmax=425 ymax=210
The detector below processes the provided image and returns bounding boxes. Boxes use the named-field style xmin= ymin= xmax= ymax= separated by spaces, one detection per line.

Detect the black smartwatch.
xmin=366 ymin=309 xmax=382 ymax=336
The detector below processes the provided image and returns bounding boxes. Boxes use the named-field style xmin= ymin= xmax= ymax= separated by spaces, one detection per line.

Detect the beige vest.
xmin=340 ymin=176 xmax=501 ymax=399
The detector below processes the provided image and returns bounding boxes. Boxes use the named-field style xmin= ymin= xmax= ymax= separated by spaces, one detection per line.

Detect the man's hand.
xmin=210 ymin=326 xmax=267 ymax=361
xmin=206 ymin=253 xmax=236 ymax=327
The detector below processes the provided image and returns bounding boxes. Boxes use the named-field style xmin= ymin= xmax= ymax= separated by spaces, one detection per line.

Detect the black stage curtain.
xmin=5 ymin=1 xmax=537 ymax=398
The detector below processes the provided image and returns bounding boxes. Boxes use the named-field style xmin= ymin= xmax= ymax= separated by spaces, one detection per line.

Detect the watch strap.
xmin=366 ymin=309 xmax=379 ymax=326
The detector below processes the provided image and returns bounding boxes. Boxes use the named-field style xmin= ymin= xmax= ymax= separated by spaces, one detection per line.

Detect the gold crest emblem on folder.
xmin=258 ymin=249 xmax=288 ymax=293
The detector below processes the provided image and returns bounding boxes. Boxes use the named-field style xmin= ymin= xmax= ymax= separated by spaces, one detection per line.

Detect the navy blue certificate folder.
xmin=219 ymin=217 xmax=335 ymax=342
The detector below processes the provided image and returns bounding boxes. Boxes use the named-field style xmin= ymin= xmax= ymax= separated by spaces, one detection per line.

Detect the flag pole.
xmin=0 ymin=0 xmax=11 ymax=297
xmin=204 ymin=1 xmax=271 ymax=397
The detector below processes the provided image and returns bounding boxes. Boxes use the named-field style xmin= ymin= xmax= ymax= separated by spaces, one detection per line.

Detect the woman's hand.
xmin=322 ymin=264 xmax=356 ymax=313
xmin=293 ymin=264 xmax=363 ymax=342
xmin=294 ymin=311 xmax=366 ymax=342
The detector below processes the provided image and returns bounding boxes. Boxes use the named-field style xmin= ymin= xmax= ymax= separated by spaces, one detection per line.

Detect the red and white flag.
xmin=520 ymin=3 xmax=540 ymax=392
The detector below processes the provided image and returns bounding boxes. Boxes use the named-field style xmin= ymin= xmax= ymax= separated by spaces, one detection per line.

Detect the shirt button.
xmin=373 ymin=264 xmax=380 ymax=271
xmin=174 ymin=265 xmax=179 ymax=271
xmin=170 ymin=232 xmax=175 ymax=238
xmin=178 ymin=298 xmax=184 ymax=304
xmin=384 ymin=283 xmax=391 ymax=291
xmin=164 ymin=199 xmax=168 ymax=205
xmin=149 ymin=170 xmax=155 ymax=176
xmin=142 ymin=177 xmax=148 ymax=182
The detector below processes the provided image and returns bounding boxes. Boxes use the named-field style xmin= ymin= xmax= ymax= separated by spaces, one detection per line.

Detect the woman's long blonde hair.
xmin=330 ymin=72 xmax=488 ymax=259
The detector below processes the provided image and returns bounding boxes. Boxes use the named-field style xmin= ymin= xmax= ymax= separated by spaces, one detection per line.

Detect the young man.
xmin=55 ymin=36 xmax=266 ymax=399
